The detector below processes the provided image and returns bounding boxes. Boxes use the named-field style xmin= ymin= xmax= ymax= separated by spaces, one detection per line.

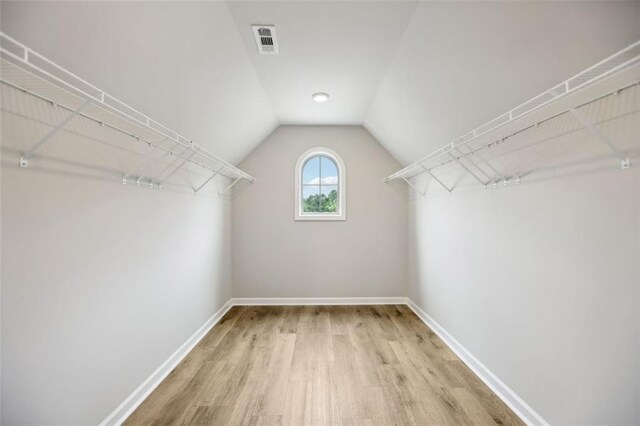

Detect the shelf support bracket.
xmin=386 ymin=179 xmax=411 ymax=200
xmin=218 ymin=176 xmax=242 ymax=197
xmin=20 ymin=98 xmax=92 ymax=168
xmin=194 ymin=165 xmax=225 ymax=194
xmin=472 ymin=150 xmax=505 ymax=182
xmin=230 ymin=179 xmax=253 ymax=200
xmin=447 ymin=152 xmax=487 ymax=186
xmin=452 ymin=147 xmax=492 ymax=182
xmin=149 ymin=151 xmax=184 ymax=185
xmin=401 ymin=176 xmax=426 ymax=197
xmin=567 ymin=106 xmax=629 ymax=169
xmin=158 ymin=148 xmax=198 ymax=186
xmin=122 ymin=138 xmax=172 ymax=185
xmin=423 ymin=167 xmax=453 ymax=193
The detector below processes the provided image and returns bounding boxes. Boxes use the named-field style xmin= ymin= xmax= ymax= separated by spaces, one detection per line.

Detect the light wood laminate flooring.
xmin=126 ymin=305 xmax=523 ymax=426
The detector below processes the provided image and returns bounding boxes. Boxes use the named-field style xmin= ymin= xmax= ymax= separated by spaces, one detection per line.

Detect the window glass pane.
xmin=303 ymin=156 xmax=320 ymax=185
xmin=320 ymin=156 xmax=338 ymax=185
xmin=299 ymin=153 xmax=341 ymax=216
xmin=302 ymin=185 xmax=321 ymax=212
xmin=302 ymin=185 xmax=320 ymax=198
xmin=320 ymin=185 xmax=338 ymax=213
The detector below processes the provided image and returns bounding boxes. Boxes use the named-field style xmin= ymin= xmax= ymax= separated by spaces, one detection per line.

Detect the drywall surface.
xmin=407 ymin=89 xmax=640 ymax=424
xmin=0 ymin=101 xmax=232 ymax=424
xmin=0 ymin=1 xmax=277 ymax=164
xmin=365 ymin=1 xmax=640 ymax=165
xmin=233 ymin=126 xmax=407 ymax=298
xmin=227 ymin=1 xmax=417 ymax=124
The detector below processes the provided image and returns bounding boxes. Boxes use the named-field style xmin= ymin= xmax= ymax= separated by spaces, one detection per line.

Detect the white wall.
xmin=407 ymin=86 xmax=640 ymax=424
xmin=232 ymin=126 xmax=407 ymax=298
xmin=1 ymin=84 xmax=232 ymax=425
xmin=1 ymin=4 xmax=241 ymax=422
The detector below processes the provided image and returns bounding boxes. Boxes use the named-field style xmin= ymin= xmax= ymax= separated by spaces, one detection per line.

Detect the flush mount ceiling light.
xmin=312 ymin=92 xmax=330 ymax=103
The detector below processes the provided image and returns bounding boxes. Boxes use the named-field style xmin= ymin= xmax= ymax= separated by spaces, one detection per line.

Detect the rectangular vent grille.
xmin=252 ymin=25 xmax=279 ymax=55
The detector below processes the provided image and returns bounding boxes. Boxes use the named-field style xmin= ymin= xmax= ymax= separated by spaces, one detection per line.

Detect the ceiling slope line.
xmin=361 ymin=0 xmax=420 ymax=119
xmin=362 ymin=0 xmax=420 ymax=135
xmin=225 ymin=0 xmax=280 ymax=130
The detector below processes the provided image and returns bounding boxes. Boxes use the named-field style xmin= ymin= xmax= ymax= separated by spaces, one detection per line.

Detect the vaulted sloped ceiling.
xmin=227 ymin=1 xmax=418 ymax=125
xmin=3 ymin=1 xmax=639 ymax=168
xmin=364 ymin=1 xmax=640 ymax=165
xmin=0 ymin=1 xmax=278 ymax=165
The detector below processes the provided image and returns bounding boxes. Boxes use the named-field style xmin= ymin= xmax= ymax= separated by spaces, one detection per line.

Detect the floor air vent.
xmin=252 ymin=25 xmax=279 ymax=55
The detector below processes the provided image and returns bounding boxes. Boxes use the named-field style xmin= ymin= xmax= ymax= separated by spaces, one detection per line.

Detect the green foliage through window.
xmin=303 ymin=189 xmax=338 ymax=213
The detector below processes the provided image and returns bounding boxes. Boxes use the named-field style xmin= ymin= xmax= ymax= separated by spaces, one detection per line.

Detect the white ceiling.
xmin=2 ymin=1 xmax=640 ymax=167
xmin=228 ymin=1 xmax=417 ymax=125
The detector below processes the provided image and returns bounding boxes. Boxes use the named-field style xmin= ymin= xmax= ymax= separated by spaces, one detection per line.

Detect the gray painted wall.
xmin=0 ymin=5 xmax=241 ymax=423
xmin=232 ymin=126 xmax=407 ymax=298
xmin=1 ymin=81 xmax=232 ymax=426
xmin=407 ymin=86 xmax=640 ymax=424
xmin=2 ymin=2 xmax=638 ymax=423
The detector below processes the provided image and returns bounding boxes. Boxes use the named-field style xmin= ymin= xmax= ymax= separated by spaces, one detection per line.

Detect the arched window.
xmin=295 ymin=147 xmax=346 ymax=221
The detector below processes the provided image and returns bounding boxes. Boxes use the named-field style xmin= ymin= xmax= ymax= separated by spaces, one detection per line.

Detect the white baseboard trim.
xmin=405 ymin=298 xmax=548 ymax=426
xmin=230 ymin=296 xmax=408 ymax=306
xmin=99 ymin=299 xmax=234 ymax=426
xmin=100 ymin=297 xmax=404 ymax=425
xmin=101 ymin=297 xmax=545 ymax=426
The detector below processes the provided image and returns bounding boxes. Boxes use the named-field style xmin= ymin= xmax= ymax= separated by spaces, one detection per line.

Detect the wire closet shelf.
xmin=0 ymin=31 xmax=255 ymax=198
xmin=384 ymin=39 xmax=640 ymax=197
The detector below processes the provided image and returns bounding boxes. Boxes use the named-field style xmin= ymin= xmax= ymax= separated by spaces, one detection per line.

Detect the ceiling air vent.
xmin=252 ymin=25 xmax=279 ymax=55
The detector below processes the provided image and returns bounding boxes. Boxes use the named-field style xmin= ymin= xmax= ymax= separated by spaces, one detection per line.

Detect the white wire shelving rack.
xmin=384 ymin=40 xmax=640 ymax=197
xmin=0 ymin=31 xmax=255 ymax=198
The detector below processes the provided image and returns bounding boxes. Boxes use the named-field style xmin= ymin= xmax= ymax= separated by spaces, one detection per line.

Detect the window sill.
xmin=295 ymin=214 xmax=346 ymax=221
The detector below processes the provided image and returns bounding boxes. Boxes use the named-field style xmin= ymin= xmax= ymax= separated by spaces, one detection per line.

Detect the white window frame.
xmin=295 ymin=147 xmax=346 ymax=221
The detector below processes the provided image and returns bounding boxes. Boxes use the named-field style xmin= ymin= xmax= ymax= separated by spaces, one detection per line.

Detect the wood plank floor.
xmin=125 ymin=305 xmax=523 ymax=425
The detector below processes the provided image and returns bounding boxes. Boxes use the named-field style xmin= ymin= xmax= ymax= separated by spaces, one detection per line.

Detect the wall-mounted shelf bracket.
xmin=218 ymin=177 xmax=242 ymax=197
xmin=454 ymin=148 xmax=492 ymax=182
xmin=122 ymin=138 xmax=172 ymax=184
xmin=401 ymin=176 xmax=426 ymax=197
xmin=149 ymin=154 xmax=183 ymax=185
xmin=424 ymin=168 xmax=453 ymax=193
xmin=447 ymin=152 xmax=487 ymax=187
xmin=194 ymin=165 xmax=225 ymax=194
xmin=483 ymin=180 xmax=504 ymax=190
xmin=471 ymin=150 xmax=504 ymax=182
xmin=19 ymin=98 xmax=92 ymax=168
xmin=621 ymin=159 xmax=630 ymax=169
xmin=158 ymin=149 xmax=198 ymax=186
xmin=229 ymin=178 xmax=255 ymax=200
xmin=566 ymin=105 xmax=630 ymax=170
